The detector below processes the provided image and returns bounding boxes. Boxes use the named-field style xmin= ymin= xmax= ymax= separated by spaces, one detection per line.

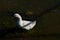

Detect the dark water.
xmin=0 ymin=0 xmax=60 ymax=39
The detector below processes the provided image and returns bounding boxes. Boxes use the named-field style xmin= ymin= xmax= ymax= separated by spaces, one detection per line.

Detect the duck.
xmin=14 ymin=13 xmax=36 ymax=30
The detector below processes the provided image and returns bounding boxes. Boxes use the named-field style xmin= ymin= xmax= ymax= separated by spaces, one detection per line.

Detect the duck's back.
xmin=22 ymin=20 xmax=31 ymax=26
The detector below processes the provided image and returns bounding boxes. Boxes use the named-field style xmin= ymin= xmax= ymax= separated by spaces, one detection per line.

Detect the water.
xmin=0 ymin=0 xmax=60 ymax=39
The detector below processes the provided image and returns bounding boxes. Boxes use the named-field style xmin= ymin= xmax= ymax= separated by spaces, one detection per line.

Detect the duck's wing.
xmin=22 ymin=20 xmax=31 ymax=26
xmin=23 ymin=21 xmax=36 ymax=30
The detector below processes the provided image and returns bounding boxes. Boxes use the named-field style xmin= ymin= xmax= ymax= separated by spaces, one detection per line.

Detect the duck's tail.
xmin=23 ymin=21 xmax=36 ymax=30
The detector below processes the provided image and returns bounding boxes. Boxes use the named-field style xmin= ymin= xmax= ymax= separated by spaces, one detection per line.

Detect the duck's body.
xmin=14 ymin=13 xmax=36 ymax=30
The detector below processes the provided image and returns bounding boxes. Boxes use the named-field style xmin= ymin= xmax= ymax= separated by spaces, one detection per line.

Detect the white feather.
xmin=14 ymin=13 xmax=36 ymax=30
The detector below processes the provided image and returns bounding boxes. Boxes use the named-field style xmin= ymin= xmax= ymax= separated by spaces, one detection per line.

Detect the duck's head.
xmin=14 ymin=13 xmax=21 ymax=18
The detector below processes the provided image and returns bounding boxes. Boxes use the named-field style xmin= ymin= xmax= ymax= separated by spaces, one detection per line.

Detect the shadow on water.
xmin=0 ymin=26 xmax=27 ymax=38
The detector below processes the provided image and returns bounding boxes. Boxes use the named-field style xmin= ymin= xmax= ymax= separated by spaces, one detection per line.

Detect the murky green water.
xmin=0 ymin=0 xmax=60 ymax=39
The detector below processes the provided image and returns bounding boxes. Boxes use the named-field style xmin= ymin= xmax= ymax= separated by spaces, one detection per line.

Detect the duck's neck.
xmin=18 ymin=15 xmax=23 ymax=26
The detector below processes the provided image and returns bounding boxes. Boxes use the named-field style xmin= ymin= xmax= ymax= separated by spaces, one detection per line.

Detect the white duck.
xmin=14 ymin=13 xmax=36 ymax=30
